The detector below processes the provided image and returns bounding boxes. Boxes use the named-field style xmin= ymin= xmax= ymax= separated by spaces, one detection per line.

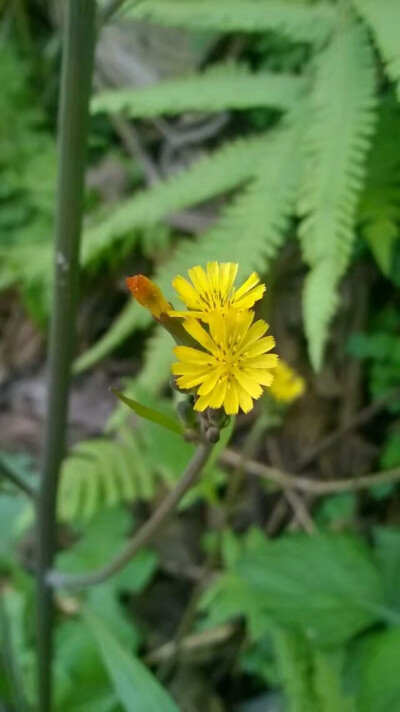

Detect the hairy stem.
xmin=36 ymin=3 xmax=96 ymax=711
xmin=47 ymin=442 xmax=214 ymax=590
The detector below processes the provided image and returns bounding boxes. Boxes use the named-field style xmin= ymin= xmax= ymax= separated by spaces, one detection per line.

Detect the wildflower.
xmin=125 ymin=274 xmax=171 ymax=318
xmin=172 ymin=311 xmax=278 ymax=415
xmin=170 ymin=261 xmax=265 ymax=321
xmin=269 ymin=361 xmax=305 ymax=403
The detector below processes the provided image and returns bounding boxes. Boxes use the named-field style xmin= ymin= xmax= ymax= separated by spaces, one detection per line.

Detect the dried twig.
xmin=145 ymin=623 xmax=235 ymax=665
xmin=47 ymin=442 xmax=214 ymax=589
xmin=265 ymin=435 xmax=316 ymax=534
xmin=221 ymin=449 xmax=400 ymax=496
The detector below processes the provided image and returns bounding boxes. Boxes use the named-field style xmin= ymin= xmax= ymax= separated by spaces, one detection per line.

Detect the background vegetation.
xmin=1 ymin=0 xmax=400 ymax=710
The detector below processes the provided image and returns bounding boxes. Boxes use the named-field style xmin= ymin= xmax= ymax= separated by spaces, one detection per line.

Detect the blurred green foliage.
xmin=2 ymin=1 xmax=400 ymax=711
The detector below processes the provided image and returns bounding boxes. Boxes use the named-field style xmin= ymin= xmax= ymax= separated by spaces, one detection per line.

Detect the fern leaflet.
xmin=82 ymin=134 xmax=269 ymax=266
xmin=138 ymin=122 xmax=304 ymax=390
xmin=297 ymin=20 xmax=377 ymax=368
xmin=91 ymin=63 xmax=306 ymax=117
xmin=57 ymin=422 xmax=194 ymax=522
xmin=126 ymin=0 xmax=336 ymax=44
xmin=353 ymin=0 xmax=400 ymax=98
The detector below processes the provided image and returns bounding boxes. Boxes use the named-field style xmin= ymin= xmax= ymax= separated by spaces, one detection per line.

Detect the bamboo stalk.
xmin=36 ymin=3 xmax=96 ymax=711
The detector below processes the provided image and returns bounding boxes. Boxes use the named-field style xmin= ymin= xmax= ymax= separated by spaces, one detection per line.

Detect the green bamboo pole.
xmin=36 ymin=3 xmax=96 ymax=711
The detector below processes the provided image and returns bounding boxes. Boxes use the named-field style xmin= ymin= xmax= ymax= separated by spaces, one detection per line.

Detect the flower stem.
xmin=36 ymin=3 xmax=96 ymax=711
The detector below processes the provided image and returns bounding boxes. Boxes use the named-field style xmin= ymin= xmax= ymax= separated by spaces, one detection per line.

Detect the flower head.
xmin=170 ymin=261 xmax=265 ymax=321
xmin=172 ymin=311 xmax=278 ymax=415
xmin=126 ymin=274 xmax=170 ymax=318
xmin=269 ymin=361 xmax=305 ymax=403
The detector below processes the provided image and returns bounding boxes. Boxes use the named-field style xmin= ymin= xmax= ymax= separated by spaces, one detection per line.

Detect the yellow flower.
xmin=269 ymin=361 xmax=305 ymax=403
xmin=170 ymin=261 xmax=265 ymax=321
xmin=172 ymin=311 xmax=278 ymax=415
xmin=126 ymin=274 xmax=171 ymax=318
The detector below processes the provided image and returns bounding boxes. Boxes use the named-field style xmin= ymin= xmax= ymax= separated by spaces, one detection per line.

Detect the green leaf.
xmin=201 ymin=530 xmax=385 ymax=647
xmin=92 ymin=63 xmax=305 ymax=117
xmin=83 ymin=607 xmax=180 ymax=712
xmin=127 ymin=0 xmax=336 ymax=44
xmin=373 ymin=527 xmax=400 ymax=615
xmin=111 ymin=388 xmax=183 ymax=435
xmin=313 ymin=649 xmax=357 ymax=712
xmin=356 ymin=628 xmax=400 ymax=712
xmin=353 ymin=0 xmax=400 ymax=98
xmin=273 ymin=628 xmax=318 ymax=712
xmin=297 ymin=20 xmax=377 ymax=368
xmin=55 ymin=619 xmax=118 ymax=712
xmin=82 ymin=134 xmax=269 ymax=269
xmin=358 ymin=100 xmax=400 ymax=280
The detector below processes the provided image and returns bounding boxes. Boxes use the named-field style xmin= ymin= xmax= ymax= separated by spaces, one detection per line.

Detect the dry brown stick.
xmin=297 ymin=388 xmax=400 ymax=472
xmin=47 ymin=442 xmax=214 ymax=589
xmin=145 ymin=623 xmax=235 ymax=665
xmin=284 ymin=489 xmax=315 ymax=535
xmin=220 ymin=449 xmax=400 ymax=496
xmin=265 ymin=435 xmax=316 ymax=535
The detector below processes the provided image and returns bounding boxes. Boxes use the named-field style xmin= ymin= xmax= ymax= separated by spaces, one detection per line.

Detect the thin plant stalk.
xmin=47 ymin=441 xmax=214 ymax=590
xmin=36 ymin=3 xmax=96 ymax=711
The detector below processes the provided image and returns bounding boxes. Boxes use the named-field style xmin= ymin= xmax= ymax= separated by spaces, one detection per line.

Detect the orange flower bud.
xmin=125 ymin=275 xmax=171 ymax=318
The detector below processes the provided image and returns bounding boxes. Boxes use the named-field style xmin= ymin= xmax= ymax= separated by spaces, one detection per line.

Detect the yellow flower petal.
xmin=171 ymin=296 xmax=277 ymax=415
xmin=269 ymin=361 xmax=306 ymax=403
xmin=171 ymin=262 xmax=265 ymax=321
xmin=235 ymin=383 xmax=254 ymax=413
xmin=183 ymin=318 xmax=219 ymax=356
xmin=234 ymin=370 xmax=264 ymax=399
xmin=243 ymin=336 xmax=276 ymax=358
xmin=172 ymin=276 xmax=201 ymax=309
xmin=173 ymin=345 xmax=214 ymax=365
xmin=223 ymin=382 xmax=240 ymax=414
xmin=197 ymin=368 xmax=224 ymax=396
xmin=245 ymin=353 xmax=279 ymax=369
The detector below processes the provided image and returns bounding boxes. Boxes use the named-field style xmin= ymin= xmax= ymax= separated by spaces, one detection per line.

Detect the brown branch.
xmin=145 ymin=623 xmax=235 ymax=665
xmin=47 ymin=441 xmax=214 ymax=589
xmin=220 ymin=449 xmax=400 ymax=496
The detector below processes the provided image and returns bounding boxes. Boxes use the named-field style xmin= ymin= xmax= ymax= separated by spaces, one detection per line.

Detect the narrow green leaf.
xmin=92 ymin=64 xmax=305 ymax=117
xmin=83 ymin=607 xmax=180 ymax=712
xmin=111 ymin=388 xmax=183 ymax=436
xmin=126 ymin=0 xmax=336 ymax=44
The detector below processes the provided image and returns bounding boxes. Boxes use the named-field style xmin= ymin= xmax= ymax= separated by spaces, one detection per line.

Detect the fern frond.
xmin=297 ymin=21 xmax=377 ymax=369
xmin=57 ymin=432 xmax=150 ymax=522
xmin=77 ymin=123 xmax=303 ymax=379
xmin=302 ymin=262 xmax=339 ymax=373
xmin=127 ymin=0 xmax=336 ymax=44
xmin=57 ymin=419 xmax=194 ymax=521
xmin=138 ymin=123 xmax=303 ymax=391
xmin=353 ymin=0 xmax=400 ymax=97
xmin=82 ymin=134 xmax=270 ymax=266
xmin=92 ymin=63 xmax=306 ymax=117
xmin=358 ymin=100 xmax=400 ymax=277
